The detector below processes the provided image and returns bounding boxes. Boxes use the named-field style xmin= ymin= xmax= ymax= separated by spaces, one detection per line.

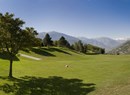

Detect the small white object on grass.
xmin=65 ymin=65 xmax=69 ymax=68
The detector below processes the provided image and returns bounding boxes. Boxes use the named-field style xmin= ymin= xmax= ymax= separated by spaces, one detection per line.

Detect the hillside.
xmin=109 ymin=40 xmax=130 ymax=54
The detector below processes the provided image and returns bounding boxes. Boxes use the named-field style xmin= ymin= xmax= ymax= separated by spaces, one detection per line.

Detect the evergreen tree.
xmin=43 ymin=33 xmax=53 ymax=47
xmin=73 ymin=42 xmax=79 ymax=51
xmin=101 ymin=48 xmax=105 ymax=54
xmin=77 ymin=40 xmax=84 ymax=53
xmin=73 ymin=40 xmax=85 ymax=53
xmin=58 ymin=36 xmax=70 ymax=48
xmin=83 ymin=44 xmax=88 ymax=53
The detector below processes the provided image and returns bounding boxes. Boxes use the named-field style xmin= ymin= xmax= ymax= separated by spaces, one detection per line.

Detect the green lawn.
xmin=0 ymin=47 xmax=130 ymax=95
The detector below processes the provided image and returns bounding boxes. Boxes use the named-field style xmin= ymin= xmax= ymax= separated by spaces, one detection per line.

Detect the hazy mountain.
xmin=37 ymin=31 xmax=126 ymax=51
xmin=79 ymin=37 xmax=124 ymax=51
xmin=37 ymin=31 xmax=79 ymax=44
xmin=79 ymin=37 xmax=107 ymax=48
xmin=109 ymin=40 xmax=130 ymax=54
xmin=95 ymin=37 xmax=122 ymax=49
xmin=37 ymin=32 xmax=46 ymax=39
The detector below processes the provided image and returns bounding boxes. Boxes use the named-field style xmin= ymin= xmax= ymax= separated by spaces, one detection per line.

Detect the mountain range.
xmin=37 ymin=31 xmax=127 ymax=51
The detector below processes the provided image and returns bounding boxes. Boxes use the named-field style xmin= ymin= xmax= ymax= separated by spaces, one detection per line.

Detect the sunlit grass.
xmin=0 ymin=47 xmax=130 ymax=95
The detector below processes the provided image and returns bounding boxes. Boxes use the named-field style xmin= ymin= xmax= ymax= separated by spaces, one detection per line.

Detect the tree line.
xmin=41 ymin=33 xmax=105 ymax=54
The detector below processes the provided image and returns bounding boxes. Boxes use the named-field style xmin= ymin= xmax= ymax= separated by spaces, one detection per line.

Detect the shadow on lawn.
xmin=0 ymin=52 xmax=19 ymax=61
xmin=31 ymin=48 xmax=55 ymax=57
xmin=0 ymin=76 xmax=95 ymax=95
xmin=43 ymin=48 xmax=72 ymax=55
xmin=31 ymin=47 xmax=71 ymax=57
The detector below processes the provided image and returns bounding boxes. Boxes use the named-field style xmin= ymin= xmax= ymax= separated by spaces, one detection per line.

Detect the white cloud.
xmin=114 ymin=38 xmax=128 ymax=41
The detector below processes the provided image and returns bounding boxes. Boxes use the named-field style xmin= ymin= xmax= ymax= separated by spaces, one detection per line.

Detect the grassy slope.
xmin=0 ymin=47 xmax=130 ymax=95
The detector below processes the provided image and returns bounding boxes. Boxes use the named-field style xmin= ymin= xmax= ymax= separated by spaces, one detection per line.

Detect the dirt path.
xmin=20 ymin=53 xmax=41 ymax=60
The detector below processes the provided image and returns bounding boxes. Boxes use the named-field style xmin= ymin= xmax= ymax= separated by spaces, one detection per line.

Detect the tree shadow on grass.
xmin=0 ymin=76 xmax=95 ymax=95
xmin=0 ymin=52 xmax=19 ymax=61
xmin=31 ymin=48 xmax=55 ymax=57
xmin=42 ymin=47 xmax=72 ymax=55
xmin=31 ymin=47 xmax=71 ymax=57
xmin=21 ymin=48 xmax=30 ymax=53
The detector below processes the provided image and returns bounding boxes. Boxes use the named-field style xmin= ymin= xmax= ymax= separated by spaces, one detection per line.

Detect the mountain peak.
xmin=48 ymin=31 xmax=59 ymax=34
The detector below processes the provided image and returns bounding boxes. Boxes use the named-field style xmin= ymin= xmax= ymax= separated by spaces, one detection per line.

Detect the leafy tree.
xmin=53 ymin=40 xmax=59 ymax=47
xmin=58 ymin=36 xmax=70 ymax=48
xmin=43 ymin=33 xmax=53 ymax=47
xmin=73 ymin=40 xmax=84 ymax=53
xmin=87 ymin=44 xmax=105 ymax=54
xmin=0 ymin=12 xmax=37 ymax=78
xmin=70 ymin=44 xmax=75 ymax=50
xmin=33 ymin=38 xmax=43 ymax=47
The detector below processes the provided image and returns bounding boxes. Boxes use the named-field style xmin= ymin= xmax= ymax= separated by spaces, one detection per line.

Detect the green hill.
xmin=0 ymin=47 xmax=130 ymax=95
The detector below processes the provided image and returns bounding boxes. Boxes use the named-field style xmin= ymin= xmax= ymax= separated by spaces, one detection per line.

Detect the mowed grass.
xmin=0 ymin=47 xmax=130 ymax=95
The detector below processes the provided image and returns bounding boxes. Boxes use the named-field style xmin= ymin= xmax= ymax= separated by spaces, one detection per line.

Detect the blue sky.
xmin=0 ymin=0 xmax=130 ymax=38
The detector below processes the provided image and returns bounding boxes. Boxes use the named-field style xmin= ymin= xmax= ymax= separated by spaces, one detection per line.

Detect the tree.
xmin=78 ymin=40 xmax=84 ymax=53
xmin=53 ymin=40 xmax=59 ymax=47
xmin=0 ymin=12 xmax=37 ymax=78
xmin=83 ymin=44 xmax=88 ymax=53
xmin=73 ymin=40 xmax=84 ymax=53
xmin=43 ymin=33 xmax=53 ymax=47
xmin=33 ymin=38 xmax=43 ymax=47
xmin=73 ymin=42 xmax=79 ymax=51
xmin=86 ymin=44 xmax=105 ymax=54
xmin=58 ymin=36 xmax=70 ymax=48
xmin=101 ymin=48 xmax=105 ymax=54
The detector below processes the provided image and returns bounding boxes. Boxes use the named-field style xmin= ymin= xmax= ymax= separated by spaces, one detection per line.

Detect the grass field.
xmin=0 ymin=47 xmax=130 ymax=95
